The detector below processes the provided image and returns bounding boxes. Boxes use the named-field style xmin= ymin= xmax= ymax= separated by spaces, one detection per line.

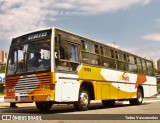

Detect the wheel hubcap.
xmin=80 ymin=92 xmax=88 ymax=107
xmin=138 ymin=91 xmax=142 ymax=102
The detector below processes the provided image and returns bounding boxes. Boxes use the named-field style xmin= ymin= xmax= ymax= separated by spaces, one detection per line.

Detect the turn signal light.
xmin=41 ymin=84 xmax=55 ymax=90
xmin=6 ymin=88 xmax=15 ymax=93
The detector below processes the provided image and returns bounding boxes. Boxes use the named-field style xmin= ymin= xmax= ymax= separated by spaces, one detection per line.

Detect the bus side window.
xmin=81 ymin=40 xmax=85 ymax=51
xmin=128 ymin=55 xmax=137 ymax=73
xmin=134 ymin=57 xmax=138 ymax=73
xmin=101 ymin=47 xmax=116 ymax=69
xmin=56 ymin=40 xmax=79 ymax=71
xmin=115 ymin=51 xmax=118 ymax=59
xmin=141 ymin=59 xmax=147 ymax=74
xmin=146 ymin=61 xmax=154 ymax=76
xmin=100 ymin=46 xmax=103 ymax=55
xmin=59 ymin=40 xmax=65 ymax=59
xmin=82 ymin=52 xmax=100 ymax=65
xmin=94 ymin=44 xmax=99 ymax=54
xmin=137 ymin=58 xmax=143 ymax=74
xmin=111 ymin=50 xmax=114 ymax=58
xmin=116 ymin=52 xmax=127 ymax=71
xmin=55 ymin=35 xmax=60 ymax=59
xmin=103 ymin=47 xmax=111 ymax=58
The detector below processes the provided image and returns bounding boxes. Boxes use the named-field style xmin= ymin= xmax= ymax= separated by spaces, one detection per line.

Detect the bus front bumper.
xmin=4 ymin=94 xmax=54 ymax=103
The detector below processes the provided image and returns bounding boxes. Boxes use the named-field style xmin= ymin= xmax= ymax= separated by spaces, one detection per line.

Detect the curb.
xmin=157 ymin=96 xmax=160 ymax=98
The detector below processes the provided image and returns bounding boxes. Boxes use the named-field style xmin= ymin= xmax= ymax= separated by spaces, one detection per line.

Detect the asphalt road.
xmin=0 ymin=98 xmax=160 ymax=121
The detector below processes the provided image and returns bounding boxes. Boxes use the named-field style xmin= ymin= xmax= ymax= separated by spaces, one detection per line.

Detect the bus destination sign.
xmin=11 ymin=29 xmax=51 ymax=45
xmin=28 ymin=32 xmax=48 ymax=40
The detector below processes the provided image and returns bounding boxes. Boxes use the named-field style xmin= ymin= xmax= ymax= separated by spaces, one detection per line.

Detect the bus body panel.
xmin=55 ymin=73 xmax=80 ymax=102
xmin=4 ymin=27 xmax=157 ymax=106
xmin=4 ymin=72 xmax=55 ymax=103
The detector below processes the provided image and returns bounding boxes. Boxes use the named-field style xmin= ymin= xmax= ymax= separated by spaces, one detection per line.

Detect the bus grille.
xmin=5 ymin=73 xmax=51 ymax=93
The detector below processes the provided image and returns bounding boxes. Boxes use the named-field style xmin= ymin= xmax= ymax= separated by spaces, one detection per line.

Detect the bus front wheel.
xmin=35 ymin=101 xmax=53 ymax=112
xmin=129 ymin=88 xmax=143 ymax=105
xmin=74 ymin=87 xmax=90 ymax=111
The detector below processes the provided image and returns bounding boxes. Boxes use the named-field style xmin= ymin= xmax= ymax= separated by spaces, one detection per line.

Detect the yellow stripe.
xmin=78 ymin=64 xmax=136 ymax=100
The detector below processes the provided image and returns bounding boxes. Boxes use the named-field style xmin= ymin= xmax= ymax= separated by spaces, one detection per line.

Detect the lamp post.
xmin=113 ymin=42 xmax=117 ymax=48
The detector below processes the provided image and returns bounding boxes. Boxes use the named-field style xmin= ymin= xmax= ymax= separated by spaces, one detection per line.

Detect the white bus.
xmin=5 ymin=27 xmax=157 ymax=111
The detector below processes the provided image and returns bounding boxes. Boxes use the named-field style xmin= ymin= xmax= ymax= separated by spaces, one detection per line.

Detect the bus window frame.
xmin=54 ymin=29 xmax=155 ymax=76
xmin=136 ymin=57 xmax=143 ymax=74
xmin=55 ymin=35 xmax=80 ymax=72
xmin=6 ymin=39 xmax=51 ymax=76
xmin=115 ymin=51 xmax=127 ymax=71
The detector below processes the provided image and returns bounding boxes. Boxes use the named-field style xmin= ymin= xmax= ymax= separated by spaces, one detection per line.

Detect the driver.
xmin=31 ymin=52 xmax=41 ymax=67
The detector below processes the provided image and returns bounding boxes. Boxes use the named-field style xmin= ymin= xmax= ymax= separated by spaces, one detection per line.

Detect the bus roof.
xmin=12 ymin=27 xmax=53 ymax=39
xmin=54 ymin=27 xmax=153 ymax=63
xmin=11 ymin=27 xmax=153 ymax=63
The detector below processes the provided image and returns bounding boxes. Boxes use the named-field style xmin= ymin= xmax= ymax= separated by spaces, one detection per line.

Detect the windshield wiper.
xmin=30 ymin=65 xmax=39 ymax=73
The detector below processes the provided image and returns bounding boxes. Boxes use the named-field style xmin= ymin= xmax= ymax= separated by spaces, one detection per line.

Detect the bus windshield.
xmin=7 ymin=39 xmax=51 ymax=75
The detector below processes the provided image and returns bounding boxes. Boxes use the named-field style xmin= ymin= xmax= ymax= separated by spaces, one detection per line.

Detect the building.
xmin=0 ymin=51 xmax=7 ymax=93
xmin=0 ymin=51 xmax=8 ymax=64
xmin=157 ymin=59 xmax=160 ymax=70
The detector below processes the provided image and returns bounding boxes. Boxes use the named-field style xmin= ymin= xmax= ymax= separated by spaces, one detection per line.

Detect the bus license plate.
xmin=20 ymin=96 xmax=29 ymax=100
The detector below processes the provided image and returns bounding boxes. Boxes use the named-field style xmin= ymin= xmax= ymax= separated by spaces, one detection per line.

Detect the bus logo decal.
xmin=28 ymin=32 xmax=47 ymax=40
xmin=83 ymin=67 xmax=91 ymax=72
xmin=119 ymin=72 xmax=129 ymax=81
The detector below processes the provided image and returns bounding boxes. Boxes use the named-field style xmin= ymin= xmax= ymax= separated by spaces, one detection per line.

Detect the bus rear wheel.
xmin=74 ymin=87 xmax=90 ymax=111
xmin=102 ymin=100 xmax=115 ymax=107
xmin=35 ymin=101 xmax=53 ymax=112
xmin=129 ymin=88 xmax=143 ymax=105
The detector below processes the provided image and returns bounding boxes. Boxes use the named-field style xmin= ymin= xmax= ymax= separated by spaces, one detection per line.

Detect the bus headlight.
xmin=41 ymin=84 xmax=55 ymax=90
xmin=41 ymin=85 xmax=50 ymax=90
xmin=6 ymin=88 xmax=15 ymax=93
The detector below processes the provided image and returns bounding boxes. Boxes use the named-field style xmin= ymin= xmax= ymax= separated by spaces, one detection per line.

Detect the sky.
xmin=0 ymin=0 xmax=160 ymax=65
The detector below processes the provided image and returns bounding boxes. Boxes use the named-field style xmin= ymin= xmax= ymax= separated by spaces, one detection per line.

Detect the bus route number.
xmin=84 ymin=67 xmax=91 ymax=72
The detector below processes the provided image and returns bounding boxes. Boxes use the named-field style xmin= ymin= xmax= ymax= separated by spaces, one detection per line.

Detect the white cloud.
xmin=106 ymin=42 xmax=119 ymax=48
xmin=155 ymin=18 xmax=160 ymax=22
xmin=0 ymin=0 xmax=152 ymax=42
xmin=155 ymin=18 xmax=160 ymax=28
xmin=123 ymin=45 xmax=160 ymax=68
xmin=52 ymin=0 xmax=152 ymax=15
xmin=86 ymin=0 xmax=151 ymax=14
xmin=142 ymin=33 xmax=160 ymax=42
xmin=0 ymin=0 xmax=49 ymax=40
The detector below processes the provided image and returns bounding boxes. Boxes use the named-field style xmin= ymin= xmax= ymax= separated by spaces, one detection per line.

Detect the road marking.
xmin=92 ymin=99 xmax=160 ymax=105
xmin=143 ymin=100 xmax=160 ymax=103
xmin=122 ymin=100 xmax=160 ymax=104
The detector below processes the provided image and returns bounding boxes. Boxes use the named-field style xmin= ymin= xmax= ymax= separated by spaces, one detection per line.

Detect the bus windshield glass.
xmin=7 ymin=44 xmax=28 ymax=75
xmin=7 ymin=29 xmax=51 ymax=75
xmin=27 ymin=40 xmax=50 ymax=72
xmin=7 ymin=39 xmax=51 ymax=75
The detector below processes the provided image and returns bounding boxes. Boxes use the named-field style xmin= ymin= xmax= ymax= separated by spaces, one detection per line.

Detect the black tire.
xmin=74 ymin=87 xmax=90 ymax=111
xmin=129 ymin=88 xmax=143 ymax=105
xmin=102 ymin=100 xmax=115 ymax=107
xmin=35 ymin=101 xmax=53 ymax=112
